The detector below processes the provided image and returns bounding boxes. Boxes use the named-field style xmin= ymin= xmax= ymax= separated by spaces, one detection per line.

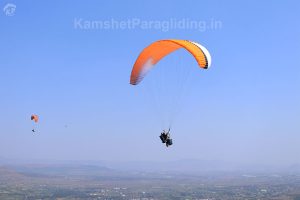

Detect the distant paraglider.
xmin=31 ymin=114 xmax=39 ymax=133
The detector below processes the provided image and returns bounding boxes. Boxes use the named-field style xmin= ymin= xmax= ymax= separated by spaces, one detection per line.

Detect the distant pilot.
xmin=159 ymin=128 xmax=173 ymax=147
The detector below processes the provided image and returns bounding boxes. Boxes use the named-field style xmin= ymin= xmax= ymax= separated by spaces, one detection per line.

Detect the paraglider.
xmin=31 ymin=114 xmax=39 ymax=133
xmin=130 ymin=39 xmax=211 ymax=147
xmin=159 ymin=128 xmax=173 ymax=147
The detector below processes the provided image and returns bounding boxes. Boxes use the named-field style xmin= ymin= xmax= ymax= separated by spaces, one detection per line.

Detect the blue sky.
xmin=0 ymin=0 xmax=299 ymax=165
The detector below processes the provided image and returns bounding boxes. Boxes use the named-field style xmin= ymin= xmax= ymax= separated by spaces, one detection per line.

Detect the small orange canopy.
xmin=31 ymin=114 xmax=39 ymax=123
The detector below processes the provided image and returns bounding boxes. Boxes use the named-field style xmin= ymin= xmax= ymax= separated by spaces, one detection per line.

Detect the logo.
xmin=3 ymin=3 xmax=16 ymax=16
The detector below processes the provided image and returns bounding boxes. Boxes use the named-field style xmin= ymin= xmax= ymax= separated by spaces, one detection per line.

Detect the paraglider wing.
xmin=31 ymin=114 xmax=39 ymax=123
xmin=130 ymin=39 xmax=211 ymax=85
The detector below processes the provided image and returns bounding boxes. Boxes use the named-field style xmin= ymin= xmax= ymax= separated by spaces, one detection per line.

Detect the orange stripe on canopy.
xmin=130 ymin=39 xmax=211 ymax=85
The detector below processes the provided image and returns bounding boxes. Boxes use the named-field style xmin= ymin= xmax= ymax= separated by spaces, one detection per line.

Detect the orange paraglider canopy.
xmin=31 ymin=114 xmax=39 ymax=123
xmin=130 ymin=39 xmax=211 ymax=85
